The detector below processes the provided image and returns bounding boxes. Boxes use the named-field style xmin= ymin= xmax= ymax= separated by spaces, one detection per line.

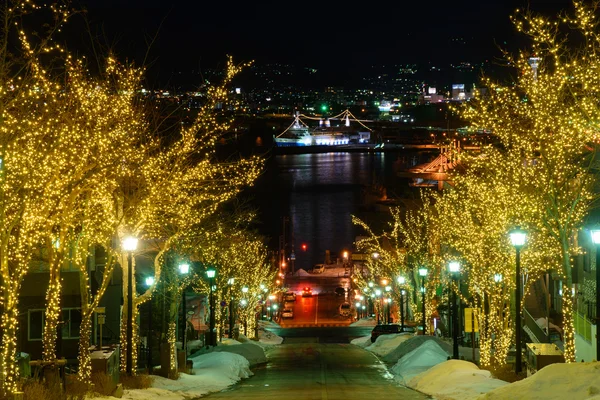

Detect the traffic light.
xmin=321 ymin=104 xmax=328 ymax=112
xmin=301 ymin=243 xmax=307 ymax=251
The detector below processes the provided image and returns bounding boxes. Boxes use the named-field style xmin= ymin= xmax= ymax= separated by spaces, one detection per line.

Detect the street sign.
xmin=464 ymin=308 xmax=480 ymax=332
xmin=95 ymin=307 xmax=106 ymax=314
xmin=97 ymin=314 xmax=106 ymax=325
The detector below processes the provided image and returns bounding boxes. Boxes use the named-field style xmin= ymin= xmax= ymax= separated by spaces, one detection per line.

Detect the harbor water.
xmin=245 ymin=150 xmax=425 ymax=272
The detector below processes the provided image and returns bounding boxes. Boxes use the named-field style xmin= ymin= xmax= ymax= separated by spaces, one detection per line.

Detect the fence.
xmin=575 ymin=312 xmax=593 ymax=343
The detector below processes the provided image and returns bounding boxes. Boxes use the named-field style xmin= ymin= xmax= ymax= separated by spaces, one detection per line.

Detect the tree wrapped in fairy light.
xmin=457 ymin=1 xmax=600 ymax=362
xmin=115 ymin=56 xmax=264 ymax=374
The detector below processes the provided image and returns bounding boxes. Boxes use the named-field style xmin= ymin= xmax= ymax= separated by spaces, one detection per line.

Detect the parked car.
xmin=281 ymin=308 xmax=294 ymax=319
xmin=302 ymin=287 xmax=313 ymax=297
xmin=339 ymin=302 xmax=352 ymax=317
xmin=284 ymin=292 xmax=296 ymax=302
xmin=312 ymin=264 xmax=325 ymax=274
xmin=370 ymin=324 xmax=414 ymax=342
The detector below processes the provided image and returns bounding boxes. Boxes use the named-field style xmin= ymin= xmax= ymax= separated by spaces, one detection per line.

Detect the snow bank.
xmin=381 ymin=335 xmax=453 ymax=364
xmin=350 ymin=318 xmax=377 ymax=327
xmin=204 ymin=342 xmax=267 ymax=367
xmin=391 ymin=339 xmax=450 ymax=385
xmin=478 ymin=362 xmax=600 ymax=400
xmin=408 ymin=359 xmax=507 ymax=400
xmin=365 ymin=333 xmax=413 ymax=357
xmin=351 ymin=335 xmax=371 ymax=348
xmin=88 ymin=352 xmax=252 ymax=400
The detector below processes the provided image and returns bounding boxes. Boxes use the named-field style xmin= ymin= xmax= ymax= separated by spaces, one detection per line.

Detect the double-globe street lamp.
xmin=397 ymin=276 xmax=406 ymax=331
xmin=241 ymin=286 xmax=249 ymax=336
xmin=448 ymin=261 xmax=461 ymax=360
xmin=228 ymin=278 xmax=236 ymax=338
xmin=145 ymin=276 xmax=155 ymax=372
xmin=418 ymin=267 xmax=428 ymax=335
xmin=178 ymin=263 xmax=190 ymax=358
xmin=509 ymin=227 xmax=527 ymax=374
xmin=206 ymin=267 xmax=217 ymax=347
xmin=590 ymin=229 xmax=600 ymax=362
xmin=122 ymin=236 xmax=138 ymax=376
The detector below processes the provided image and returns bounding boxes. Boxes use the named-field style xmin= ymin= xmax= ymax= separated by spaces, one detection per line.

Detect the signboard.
xmin=95 ymin=307 xmax=106 ymax=314
xmin=464 ymin=308 xmax=480 ymax=333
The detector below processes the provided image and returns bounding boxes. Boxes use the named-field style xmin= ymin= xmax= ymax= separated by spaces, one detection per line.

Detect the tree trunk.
xmin=0 ymin=288 xmax=20 ymax=395
xmin=42 ymin=275 xmax=61 ymax=362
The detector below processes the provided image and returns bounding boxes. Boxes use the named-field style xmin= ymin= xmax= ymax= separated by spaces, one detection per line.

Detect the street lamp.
xmin=241 ymin=286 xmax=249 ymax=336
xmin=228 ymin=278 xmax=235 ymax=338
xmin=448 ymin=261 xmax=460 ymax=360
xmin=590 ymin=229 xmax=600 ymax=362
xmin=397 ymin=276 xmax=406 ymax=331
xmin=419 ymin=267 xmax=428 ymax=335
xmin=509 ymin=227 xmax=526 ymax=374
xmin=178 ymin=263 xmax=190 ymax=356
xmin=375 ymin=288 xmax=382 ymax=324
xmin=145 ymin=276 xmax=155 ymax=372
xmin=122 ymin=236 xmax=138 ymax=376
xmin=385 ymin=285 xmax=392 ymax=323
xmin=206 ymin=267 xmax=216 ymax=347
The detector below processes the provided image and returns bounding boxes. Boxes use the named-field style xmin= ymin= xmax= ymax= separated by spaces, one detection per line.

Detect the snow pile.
xmin=391 ymin=339 xmax=451 ymax=385
xmin=365 ymin=333 xmax=413 ymax=357
xmin=350 ymin=335 xmax=371 ymax=348
xmin=350 ymin=318 xmax=377 ymax=327
xmin=381 ymin=335 xmax=453 ymax=364
xmin=294 ymin=268 xmax=311 ymax=276
xmin=408 ymin=359 xmax=507 ymax=400
xmin=478 ymin=362 xmax=600 ymax=400
xmin=88 ymin=352 xmax=252 ymax=400
xmin=203 ymin=342 xmax=267 ymax=367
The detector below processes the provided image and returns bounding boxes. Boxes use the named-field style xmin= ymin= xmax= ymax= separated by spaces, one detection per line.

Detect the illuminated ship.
xmin=274 ymin=111 xmax=372 ymax=147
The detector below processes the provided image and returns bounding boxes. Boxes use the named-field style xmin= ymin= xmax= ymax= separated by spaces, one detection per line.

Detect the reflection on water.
xmin=247 ymin=151 xmax=419 ymax=273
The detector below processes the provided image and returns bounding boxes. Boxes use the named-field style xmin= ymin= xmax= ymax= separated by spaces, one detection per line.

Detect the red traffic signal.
xmin=301 ymin=243 xmax=307 ymax=251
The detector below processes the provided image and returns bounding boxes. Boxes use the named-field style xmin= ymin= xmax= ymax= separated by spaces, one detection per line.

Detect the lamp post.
xmin=509 ymin=227 xmax=527 ymax=374
xmin=419 ymin=267 xmax=428 ymax=335
xmin=448 ymin=261 xmax=460 ymax=359
xmin=375 ymin=288 xmax=382 ymax=324
xmin=122 ymin=236 xmax=138 ymax=376
xmin=385 ymin=285 xmax=392 ymax=323
xmin=241 ymin=286 xmax=249 ymax=336
xmin=397 ymin=276 xmax=406 ymax=331
xmin=145 ymin=276 xmax=155 ymax=372
xmin=178 ymin=263 xmax=190 ymax=356
xmin=206 ymin=267 xmax=216 ymax=347
xmin=590 ymin=229 xmax=600 ymax=362
xmin=228 ymin=278 xmax=235 ymax=338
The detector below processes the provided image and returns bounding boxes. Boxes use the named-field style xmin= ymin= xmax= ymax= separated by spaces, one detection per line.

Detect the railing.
xmin=523 ymin=307 xmax=548 ymax=343
xmin=576 ymin=300 xmax=596 ymax=322
xmin=575 ymin=311 xmax=593 ymax=343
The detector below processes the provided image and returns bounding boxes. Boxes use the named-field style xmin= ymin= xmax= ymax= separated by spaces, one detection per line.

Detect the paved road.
xmin=203 ymin=342 xmax=431 ymax=400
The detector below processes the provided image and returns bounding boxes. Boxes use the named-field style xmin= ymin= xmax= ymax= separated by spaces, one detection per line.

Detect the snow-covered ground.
xmin=88 ymin=321 xmax=284 ymax=400
xmin=357 ymin=331 xmax=600 ymax=400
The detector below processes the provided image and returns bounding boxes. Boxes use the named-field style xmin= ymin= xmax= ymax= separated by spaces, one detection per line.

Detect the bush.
xmin=481 ymin=364 xmax=527 ymax=383
xmin=22 ymin=379 xmax=63 ymax=400
xmin=119 ymin=373 xmax=154 ymax=389
xmin=64 ymin=376 xmax=88 ymax=400
xmin=91 ymin=372 xmax=115 ymax=396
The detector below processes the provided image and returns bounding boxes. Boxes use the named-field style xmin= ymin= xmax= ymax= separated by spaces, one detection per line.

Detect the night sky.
xmin=70 ymin=0 xmax=574 ymax=86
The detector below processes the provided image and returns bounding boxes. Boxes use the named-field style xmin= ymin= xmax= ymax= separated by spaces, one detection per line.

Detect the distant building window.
xmin=28 ymin=310 xmax=44 ymax=341
xmin=62 ymin=308 xmax=81 ymax=339
xmin=27 ymin=308 xmax=81 ymax=341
